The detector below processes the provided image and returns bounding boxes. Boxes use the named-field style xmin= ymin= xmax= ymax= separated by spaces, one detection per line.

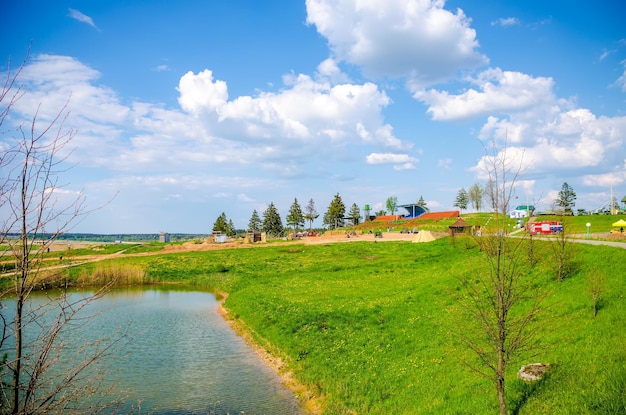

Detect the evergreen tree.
xmin=248 ymin=209 xmax=262 ymax=231
xmin=556 ymin=182 xmax=577 ymax=213
xmin=454 ymin=187 xmax=469 ymax=212
xmin=303 ymin=198 xmax=319 ymax=231
xmin=417 ymin=195 xmax=427 ymax=208
xmin=468 ymin=183 xmax=484 ymax=212
xmin=212 ymin=212 xmax=229 ymax=233
xmin=262 ymin=202 xmax=284 ymax=237
xmin=227 ymin=219 xmax=236 ymax=236
xmin=323 ymin=193 xmax=346 ymax=229
xmin=347 ymin=203 xmax=361 ymax=225
xmin=286 ymin=198 xmax=305 ymax=231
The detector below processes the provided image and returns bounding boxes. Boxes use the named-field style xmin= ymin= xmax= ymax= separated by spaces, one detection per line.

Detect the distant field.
xmin=66 ymin=236 xmax=625 ymax=414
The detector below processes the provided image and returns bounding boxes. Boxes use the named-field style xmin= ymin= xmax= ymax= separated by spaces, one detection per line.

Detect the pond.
xmin=4 ymin=288 xmax=305 ymax=415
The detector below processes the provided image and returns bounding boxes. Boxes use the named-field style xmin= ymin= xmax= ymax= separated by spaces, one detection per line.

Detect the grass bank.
xmin=67 ymin=237 xmax=624 ymax=414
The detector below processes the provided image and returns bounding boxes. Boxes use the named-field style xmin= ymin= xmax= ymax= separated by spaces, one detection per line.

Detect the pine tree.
xmin=303 ymin=198 xmax=319 ymax=231
xmin=454 ymin=188 xmax=469 ymax=212
xmin=347 ymin=203 xmax=361 ymax=225
xmin=417 ymin=195 xmax=427 ymax=208
xmin=227 ymin=219 xmax=236 ymax=236
xmin=212 ymin=212 xmax=229 ymax=233
xmin=286 ymin=198 xmax=305 ymax=231
xmin=323 ymin=193 xmax=346 ymax=229
xmin=556 ymin=182 xmax=576 ymax=213
xmin=262 ymin=202 xmax=284 ymax=237
xmin=248 ymin=209 xmax=262 ymax=231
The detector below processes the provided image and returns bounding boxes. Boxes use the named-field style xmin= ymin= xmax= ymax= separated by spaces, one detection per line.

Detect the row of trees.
xmin=453 ymin=183 xmax=484 ymax=212
xmin=453 ymin=181 xmax=577 ymax=214
xmin=213 ymin=193 xmax=433 ymax=237
xmin=213 ymin=194 xmax=376 ymax=237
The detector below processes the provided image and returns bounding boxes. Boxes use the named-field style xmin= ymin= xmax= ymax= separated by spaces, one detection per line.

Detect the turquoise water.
xmin=4 ymin=289 xmax=305 ymax=415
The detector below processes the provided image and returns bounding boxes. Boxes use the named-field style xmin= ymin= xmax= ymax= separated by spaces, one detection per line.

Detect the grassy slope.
xmin=355 ymin=212 xmax=626 ymax=235
xmin=81 ymin=237 xmax=626 ymax=414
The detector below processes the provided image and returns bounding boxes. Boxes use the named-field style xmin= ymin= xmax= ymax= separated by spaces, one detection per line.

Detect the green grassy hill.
xmin=72 ymin=236 xmax=626 ymax=414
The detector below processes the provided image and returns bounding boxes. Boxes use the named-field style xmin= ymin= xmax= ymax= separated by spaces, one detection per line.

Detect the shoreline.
xmin=216 ymin=292 xmax=323 ymax=415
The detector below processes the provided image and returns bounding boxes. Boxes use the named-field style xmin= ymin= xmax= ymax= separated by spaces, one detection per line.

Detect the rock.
xmin=518 ymin=363 xmax=550 ymax=381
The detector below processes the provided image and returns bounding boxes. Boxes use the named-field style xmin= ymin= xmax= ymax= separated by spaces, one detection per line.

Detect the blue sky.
xmin=2 ymin=0 xmax=625 ymax=233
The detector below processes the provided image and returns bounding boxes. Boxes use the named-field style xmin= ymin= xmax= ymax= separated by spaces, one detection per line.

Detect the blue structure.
xmin=398 ymin=203 xmax=429 ymax=219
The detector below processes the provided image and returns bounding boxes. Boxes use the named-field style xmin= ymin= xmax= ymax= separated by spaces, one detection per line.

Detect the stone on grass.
xmin=518 ymin=363 xmax=550 ymax=381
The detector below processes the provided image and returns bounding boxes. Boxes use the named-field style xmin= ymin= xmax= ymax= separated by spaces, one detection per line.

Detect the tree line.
xmin=211 ymin=194 xmax=352 ymax=237
xmin=453 ymin=181 xmax=578 ymax=215
xmin=212 ymin=193 xmax=431 ymax=237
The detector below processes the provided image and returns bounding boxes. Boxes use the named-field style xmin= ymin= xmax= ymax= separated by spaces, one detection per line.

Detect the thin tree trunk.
xmin=13 ymin=166 xmax=30 ymax=415
xmin=13 ymin=295 xmax=23 ymax=415
xmin=497 ymin=372 xmax=506 ymax=415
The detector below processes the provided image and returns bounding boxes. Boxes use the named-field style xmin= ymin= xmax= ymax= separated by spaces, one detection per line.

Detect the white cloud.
xmin=471 ymin=108 xmax=626 ymax=180
xmin=5 ymin=53 xmax=413 ymax=205
xmin=415 ymin=68 xmax=555 ymax=121
xmin=177 ymin=66 xmax=409 ymax=149
xmin=178 ymin=69 xmax=229 ymax=113
xmin=491 ymin=17 xmax=520 ymax=27
xmin=582 ymin=171 xmax=626 ymax=187
xmin=305 ymin=0 xmax=488 ymax=85
xmin=68 ymin=8 xmax=99 ymax=30
xmin=316 ymin=58 xmax=351 ymax=84
xmin=366 ymin=152 xmax=418 ymax=170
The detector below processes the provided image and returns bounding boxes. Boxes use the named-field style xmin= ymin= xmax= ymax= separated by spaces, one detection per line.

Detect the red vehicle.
xmin=527 ymin=221 xmax=563 ymax=235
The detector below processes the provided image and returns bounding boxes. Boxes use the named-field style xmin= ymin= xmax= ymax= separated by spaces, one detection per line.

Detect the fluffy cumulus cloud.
xmin=415 ymin=68 xmax=556 ymax=121
xmin=413 ymin=63 xmax=626 ymax=186
xmin=177 ymin=65 xmax=409 ymax=149
xmin=7 ymin=54 xmax=409 ymax=184
xmin=472 ymin=108 xmax=626 ymax=183
xmin=178 ymin=69 xmax=228 ymax=113
xmin=305 ymin=0 xmax=488 ymax=85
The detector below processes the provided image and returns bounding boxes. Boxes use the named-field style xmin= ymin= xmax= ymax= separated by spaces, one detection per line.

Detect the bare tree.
xmin=468 ymin=183 xmax=484 ymax=212
xmin=587 ymin=269 xmax=605 ymax=318
xmin=0 ymin=51 xmax=124 ymax=414
xmin=547 ymin=214 xmax=576 ymax=282
xmin=303 ymin=198 xmax=319 ymax=231
xmin=451 ymin=141 xmax=548 ymax=415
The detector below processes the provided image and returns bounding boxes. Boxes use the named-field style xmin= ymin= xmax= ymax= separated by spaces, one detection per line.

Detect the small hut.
xmin=159 ymin=232 xmax=170 ymax=243
xmin=245 ymin=230 xmax=262 ymax=243
xmin=449 ymin=218 xmax=471 ymax=235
